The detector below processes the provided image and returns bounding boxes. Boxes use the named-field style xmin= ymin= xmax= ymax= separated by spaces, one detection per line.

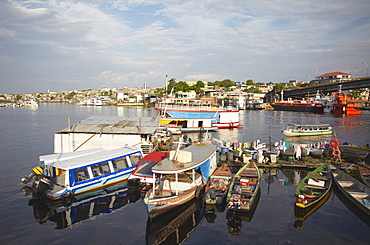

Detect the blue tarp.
xmin=166 ymin=111 xmax=219 ymax=119
xmin=194 ymin=159 xmax=211 ymax=184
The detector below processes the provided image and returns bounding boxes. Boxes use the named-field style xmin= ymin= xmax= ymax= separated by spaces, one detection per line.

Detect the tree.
xmin=175 ymin=81 xmax=190 ymax=92
xmin=274 ymin=83 xmax=287 ymax=92
xmin=190 ymin=80 xmax=205 ymax=93
xmin=245 ymin=79 xmax=254 ymax=85
xmin=351 ymin=89 xmax=366 ymax=99
xmin=244 ymin=87 xmax=262 ymax=93
xmin=166 ymin=78 xmax=176 ymax=94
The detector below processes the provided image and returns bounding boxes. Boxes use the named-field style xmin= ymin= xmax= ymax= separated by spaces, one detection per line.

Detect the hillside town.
xmin=1 ymin=72 xmax=369 ymax=109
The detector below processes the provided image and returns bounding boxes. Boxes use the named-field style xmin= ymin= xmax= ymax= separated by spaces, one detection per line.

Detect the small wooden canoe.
xmin=295 ymin=163 xmax=332 ymax=209
xmin=357 ymin=165 xmax=370 ymax=188
xmin=332 ymin=167 xmax=370 ymax=217
xmin=226 ymin=161 xmax=261 ymax=211
xmin=205 ymin=165 xmax=233 ymax=205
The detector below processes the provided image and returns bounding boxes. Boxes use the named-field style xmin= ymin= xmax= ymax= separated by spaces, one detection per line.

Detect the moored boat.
xmin=205 ymin=165 xmax=233 ymax=205
xmin=338 ymin=142 xmax=370 ymax=153
xmin=128 ymin=151 xmax=170 ymax=187
xmin=226 ymin=161 xmax=261 ymax=211
xmin=294 ymin=185 xmax=331 ymax=229
xmin=356 ymin=165 xmax=370 ymax=188
xmin=270 ymin=100 xmax=325 ymax=113
xmin=158 ymin=117 xmax=219 ymax=133
xmin=282 ymin=124 xmax=332 ymax=137
xmin=331 ymin=167 xmax=370 ymax=218
xmin=295 ymin=163 xmax=332 ymax=209
xmin=330 ymin=92 xmax=361 ymax=115
xmin=21 ymin=147 xmax=143 ymax=200
xmin=143 ymin=141 xmax=217 ymax=216
xmin=155 ymin=97 xmax=242 ymax=129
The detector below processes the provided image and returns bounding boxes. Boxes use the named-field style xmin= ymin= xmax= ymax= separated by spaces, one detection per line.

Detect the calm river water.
xmin=0 ymin=104 xmax=369 ymax=245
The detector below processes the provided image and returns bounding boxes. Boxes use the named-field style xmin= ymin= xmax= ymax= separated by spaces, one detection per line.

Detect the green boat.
xmin=295 ymin=163 xmax=332 ymax=209
xmin=226 ymin=161 xmax=261 ymax=212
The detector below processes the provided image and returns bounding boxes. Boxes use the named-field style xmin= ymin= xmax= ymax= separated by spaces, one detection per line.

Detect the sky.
xmin=1 ymin=0 xmax=370 ymax=94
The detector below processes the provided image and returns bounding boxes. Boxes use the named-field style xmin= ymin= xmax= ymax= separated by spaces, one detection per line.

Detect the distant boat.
xmin=226 ymin=160 xmax=261 ymax=212
xmin=282 ymin=124 xmax=332 ymax=137
xmin=294 ymin=163 xmax=332 ymax=209
xmin=270 ymin=100 xmax=325 ymax=113
xmin=144 ymin=142 xmax=218 ymax=216
xmin=155 ymin=97 xmax=242 ymax=129
xmin=22 ymin=100 xmax=39 ymax=107
xmin=205 ymin=165 xmax=233 ymax=205
xmin=159 ymin=117 xmax=219 ymax=133
xmin=330 ymin=93 xmax=361 ymax=115
xmin=21 ymin=147 xmax=144 ymax=200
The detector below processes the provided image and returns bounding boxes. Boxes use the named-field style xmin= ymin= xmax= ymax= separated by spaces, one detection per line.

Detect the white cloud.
xmin=1 ymin=0 xmax=370 ymax=93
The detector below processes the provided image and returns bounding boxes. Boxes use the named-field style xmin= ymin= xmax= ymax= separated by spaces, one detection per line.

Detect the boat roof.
xmin=40 ymin=147 xmax=142 ymax=170
xmin=160 ymin=117 xmax=215 ymax=121
xmin=56 ymin=115 xmax=159 ymax=135
xmin=288 ymin=123 xmax=330 ymax=127
xmin=152 ymin=143 xmax=216 ymax=174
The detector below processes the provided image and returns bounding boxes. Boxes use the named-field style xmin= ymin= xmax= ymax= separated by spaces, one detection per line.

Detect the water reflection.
xmin=145 ymin=197 xmax=205 ymax=245
xmin=226 ymin=189 xmax=261 ymax=236
xmin=24 ymin=182 xmax=141 ymax=229
xmin=293 ymin=190 xmax=331 ymax=229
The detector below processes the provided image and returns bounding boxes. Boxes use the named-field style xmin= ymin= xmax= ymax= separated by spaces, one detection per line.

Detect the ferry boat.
xmin=143 ymin=141 xmax=217 ymax=216
xmin=155 ymin=97 xmax=242 ymax=129
xmin=21 ymin=147 xmax=143 ymax=200
xmin=159 ymin=117 xmax=219 ymax=133
xmin=282 ymin=124 xmax=333 ymax=137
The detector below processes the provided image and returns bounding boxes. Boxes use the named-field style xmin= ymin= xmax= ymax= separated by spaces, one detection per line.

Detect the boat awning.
xmin=151 ymin=143 xmax=216 ymax=174
xmin=56 ymin=116 xmax=159 ymax=135
xmin=40 ymin=147 xmax=142 ymax=170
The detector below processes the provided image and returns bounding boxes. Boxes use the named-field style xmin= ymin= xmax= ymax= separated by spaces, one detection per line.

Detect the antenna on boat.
xmin=172 ymin=136 xmax=186 ymax=161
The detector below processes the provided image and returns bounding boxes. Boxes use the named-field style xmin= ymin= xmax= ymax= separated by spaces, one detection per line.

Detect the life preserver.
xmin=330 ymin=140 xmax=339 ymax=147
xmin=62 ymin=190 xmax=74 ymax=199
xmin=332 ymin=149 xmax=341 ymax=157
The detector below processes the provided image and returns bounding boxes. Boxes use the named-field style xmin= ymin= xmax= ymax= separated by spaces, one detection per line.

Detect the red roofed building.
xmin=314 ymin=72 xmax=351 ymax=84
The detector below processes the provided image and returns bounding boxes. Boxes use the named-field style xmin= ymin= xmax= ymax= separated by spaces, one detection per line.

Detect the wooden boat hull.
xmin=145 ymin=186 xmax=199 ymax=217
xmin=226 ymin=161 xmax=261 ymax=212
xmin=357 ymin=165 xmax=370 ymax=188
xmin=294 ymin=187 xmax=331 ymax=222
xmin=331 ymin=168 xmax=370 ymax=218
xmin=205 ymin=165 xmax=232 ymax=205
xmin=295 ymin=163 xmax=332 ymax=209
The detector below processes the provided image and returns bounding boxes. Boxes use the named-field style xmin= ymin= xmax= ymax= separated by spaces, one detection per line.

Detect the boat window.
xmin=55 ymin=168 xmax=66 ymax=176
xmin=74 ymin=168 xmax=90 ymax=183
xmin=91 ymin=162 xmax=111 ymax=177
xmin=129 ymin=153 xmax=142 ymax=166
xmin=112 ymin=157 xmax=129 ymax=171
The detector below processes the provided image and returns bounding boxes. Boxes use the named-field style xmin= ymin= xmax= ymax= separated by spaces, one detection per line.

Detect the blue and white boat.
xmin=155 ymin=97 xmax=242 ymax=129
xmin=21 ymin=147 xmax=143 ymax=200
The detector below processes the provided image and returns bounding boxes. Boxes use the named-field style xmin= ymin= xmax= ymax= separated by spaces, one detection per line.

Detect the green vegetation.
xmin=350 ymin=89 xmax=366 ymax=99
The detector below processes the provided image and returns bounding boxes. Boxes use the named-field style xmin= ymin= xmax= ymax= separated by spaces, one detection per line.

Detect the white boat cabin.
xmin=39 ymin=147 xmax=143 ymax=200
